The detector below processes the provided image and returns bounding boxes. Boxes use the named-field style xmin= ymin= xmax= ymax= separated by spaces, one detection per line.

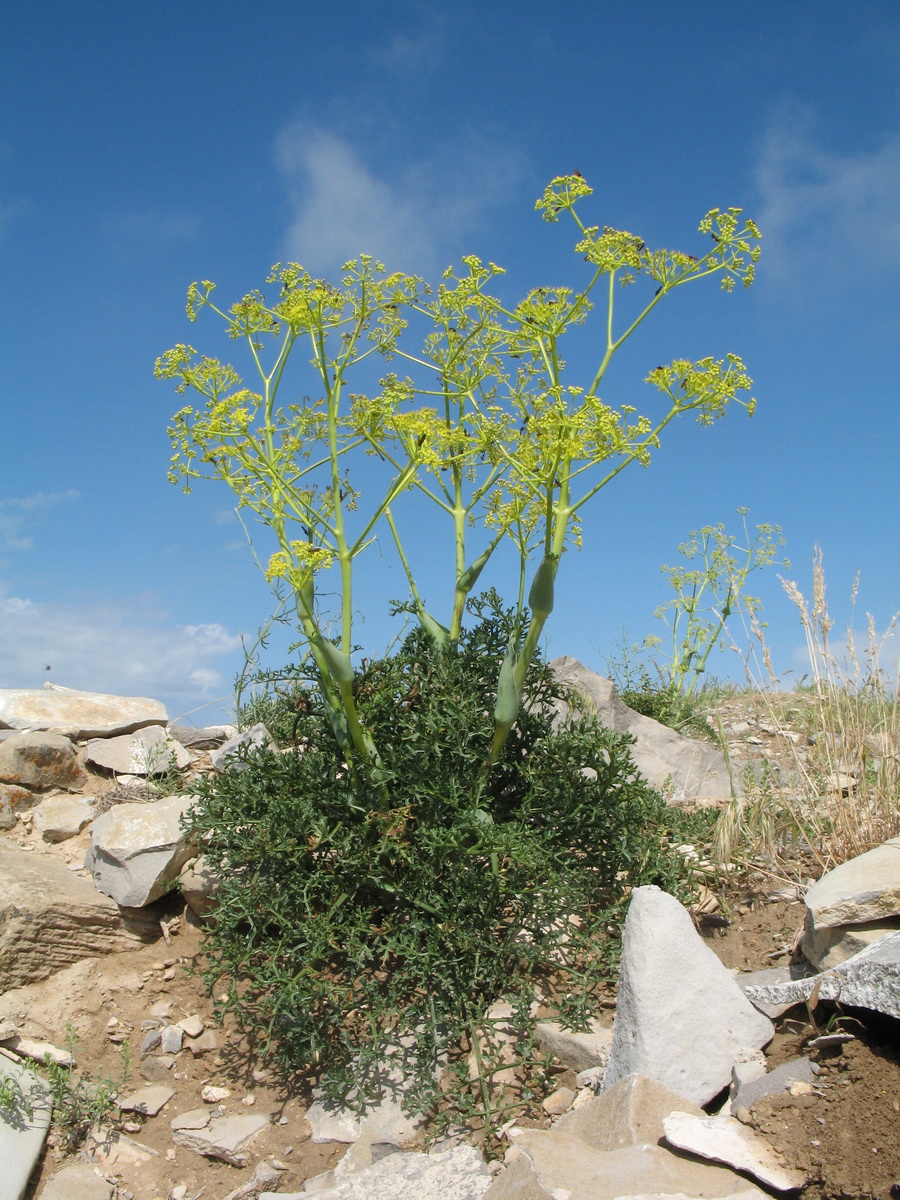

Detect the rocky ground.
xmin=0 ymin=677 xmax=897 ymax=1200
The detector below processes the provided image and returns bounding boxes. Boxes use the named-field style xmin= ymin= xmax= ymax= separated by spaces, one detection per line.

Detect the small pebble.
xmin=242 ymin=1094 xmax=256 ymax=1106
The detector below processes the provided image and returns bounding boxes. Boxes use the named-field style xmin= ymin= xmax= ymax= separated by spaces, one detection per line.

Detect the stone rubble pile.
xmin=0 ymin=679 xmax=898 ymax=1199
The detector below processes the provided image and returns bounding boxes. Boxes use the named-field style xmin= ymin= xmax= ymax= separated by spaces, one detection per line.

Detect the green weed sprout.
xmin=157 ymin=175 xmax=761 ymax=780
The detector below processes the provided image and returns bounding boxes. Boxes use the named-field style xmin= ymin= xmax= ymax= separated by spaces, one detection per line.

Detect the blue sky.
xmin=1 ymin=0 xmax=898 ymax=725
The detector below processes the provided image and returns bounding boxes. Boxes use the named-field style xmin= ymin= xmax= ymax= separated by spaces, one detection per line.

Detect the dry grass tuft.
xmin=714 ymin=547 xmax=898 ymax=874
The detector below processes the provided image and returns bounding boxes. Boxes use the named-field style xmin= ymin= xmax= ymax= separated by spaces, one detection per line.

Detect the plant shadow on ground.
xmin=187 ymin=593 xmax=710 ymax=1131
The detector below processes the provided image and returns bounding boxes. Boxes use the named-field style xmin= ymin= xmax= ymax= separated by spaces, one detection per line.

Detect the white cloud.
xmin=0 ymin=489 xmax=80 ymax=553
xmin=275 ymin=123 xmax=526 ymax=276
xmin=366 ymin=10 xmax=445 ymax=72
xmin=753 ymin=102 xmax=900 ymax=289
xmin=0 ymin=591 xmax=243 ymax=722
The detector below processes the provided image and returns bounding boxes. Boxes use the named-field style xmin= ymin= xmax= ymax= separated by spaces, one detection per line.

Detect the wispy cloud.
xmin=103 ymin=210 xmax=201 ymax=265
xmin=0 ymin=489 xmax=80 ymax=552
xmin=753 ymin=101 xmax=900 ymax=291
xmin=366 ymin=8 xmax=446 ymax=73
xmin=0 ymin=590 xmax=242 ymax=721
xmin=275 ymin=123 xmax=526 ymax=276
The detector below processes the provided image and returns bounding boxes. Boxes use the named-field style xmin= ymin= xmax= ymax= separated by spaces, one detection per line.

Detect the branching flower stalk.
xmin=158 ymin=175 xmax=761 ymax=782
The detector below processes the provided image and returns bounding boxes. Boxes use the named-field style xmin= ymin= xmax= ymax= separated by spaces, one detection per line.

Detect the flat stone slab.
xmin=804 ymin=837 xmax=900 ymax=928
xmin=37 ymin=1162 xmax=114 ymax=1199
xmin=731 ymin=1058 xmax=818 ymax=1114
xmin=663 ymin=1110 xmax=807 ymax=1191
xmin=555 ymin=1073 xmax=703 ymax=1151
xmin=171 ymin=1112 xmax=269 ymax=1165
xmin=262 ymin=1143 xmax=491 ymax=1200
xmin=802 ymin=916 xmax=900 ymax=970
xmin=0 ymin=685 xmax=167 ymax=738
xmin=741 ymin=929 xmax=900 ymax=1020
xmin=0 ymin=1054 xmax=52 ymax=1200
xmin=84 ymin=726 xmax=191 ymax=776
xmin=603 ymin=887 xmax=774 ymax=1105
xmin=489 ymin=1131 xmax=768 ymax=1200
xmin=117 ymin=1084 xmax=175 ymax=1116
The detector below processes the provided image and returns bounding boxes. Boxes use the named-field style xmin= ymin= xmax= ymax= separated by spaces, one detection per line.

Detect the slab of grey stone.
xmin=802 ymin=915 xmax=900 ymax=970
xmin=84 ymin=793 xmax=197 ymax=907
xmin=117 ymin=1084 xmax=175 ymax=1116
xmin=33 ymin=794 xmax=96 ymax=842
xmin=209 ymin=723 xmax=277 ymax=772
xmin=84 ymin=725 xmax=191 ymax=776
xmin=171 ymin=1112 xmax=269 ymax=1165
xmin=0 ymin=731 xmax=88 ymax=792
xmin=555 ymin=1073 xmax=703 ymax=1150
xmin=178 ymin=855 xmax=219 ymax=917
xmin=742 ymin=929 xmax=900 ymax=1020
xmin=37 ymin=1162 xmax=114 ymax=1199
xmin=550 ymin=658 xmax=736 ymax=806
xmin=735 ymin=961 xmax=817 ymax=1018
xmin=262 ymin=1143 xmax=491 ymax=1200
xmin=603 ymin=887 xmax=773 ymax=1105
xmin=486 ymin=1131 xmax=768 ymax=1200
xmin=0 ymin=1054 xmax=52 ymax=1200
xmin=731 ymin=1058 xmax=818 ymax=1113
xmin=534 ymin=1019 xmax=613 ymax=1072
xmin=168 ymin=724 xmax=236 ymax=749
xmin=663 ymin=1110 xmax=807 ymax=1191
xmin=804 ymin=838 xmax=900 ymax=928
xmin=0 ymin=849 xmax=146 ymax=989
xmin=0 ymin=685 xmax=167 ymax=738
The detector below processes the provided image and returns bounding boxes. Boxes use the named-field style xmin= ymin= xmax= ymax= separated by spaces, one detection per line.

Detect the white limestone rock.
xmin=37 ymin=1163 xmax=114 ymax=1199
xmin=262 ymin=1143 xmax=491 ymax=1200
xmin=663 ymin=1110 xmax=807 ymax=1191
xmin=804 ymin=837 xmax=900 ymax=928
xmin=170 ymin=1112 xmax=269 ymax=1166
xmin=802 ymin=915 xmax=900 ymax=970
xmin=0 ymin=685 xmax=167 ymax=738
xmin=555 ymin=1073 xmax=703 ymax=1151
xmin=603 ymin=887 xmax=773 ymax=1105
xmin=549 ymin=658 xmax=737 ymax=806
xmin=741 ymin=930 xmax=900 ymax=1020
xmin=0 ymin=1054 xmax=52 ymax=1200
xmin=85 ymin=794 xmax=198 ymax=907
xmin=33 ymin=794 xmax=96 ymax=842
xmin=83 ymin=725 xmax=191 ymax=776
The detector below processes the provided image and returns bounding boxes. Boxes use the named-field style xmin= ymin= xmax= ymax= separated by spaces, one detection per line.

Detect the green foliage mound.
xmin=187 ymin=597 xmax=705 ymax=1115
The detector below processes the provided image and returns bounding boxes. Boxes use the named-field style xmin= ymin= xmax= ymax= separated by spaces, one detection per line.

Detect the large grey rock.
xmin=663 ymin=1110 xmax=807 ymax=1191
xmin=262 ymin=1143 xmax=491 ymax=1200
xmin=168 ymin=723 xmax=236 ymax=749
xmin=802 ymin=915 xmax=900 ymax=970
xmin=33 ymin=794 xmax=96 ymax=842
xmin=603 ymin=887 xmax=773 ymax=1105
xmin=741 ymin=929 xmax=900 ymax=1019
xmin=804 ymin=837 xmax=900 ymax=928
xmin=0 ymin=849 xmax=146 ymax=989
xmin=209 ymin=722 xmax=277 ymax=771
xmin=0 ymin=1053 xmax=52 ymax=1200
xmin=0 ymin=684 xmax=167 ymax=738
xmin=550 ymin=658 xmax=735 ymax=806
xmin=83 ymin=725 xmax=191 ymax=776
xmin=487 ymin=1131 xmax=768 ymax=1200
xmin=555 ymin=1073 xmax=703 ymax=1150
xmin=84 ymin=794 xmax=197 ymax=907
xmin=0 ymin=731 xmax=88 ymax=792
